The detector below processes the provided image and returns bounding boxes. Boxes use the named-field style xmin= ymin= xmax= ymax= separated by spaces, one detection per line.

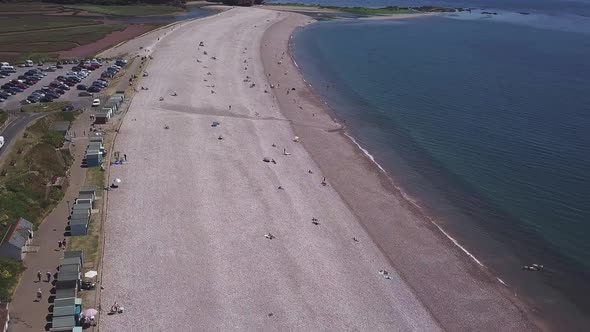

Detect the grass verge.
xmin=65 ymin=4 xmax=184 ymax=16
xmin=0 ymin=111 xmax=8 ymax=127
xmin=0 ymin=111 xmax=79 ymax=236
xmin=21 ymin=102 xmax=72 ymax=113
xmin=0 ymin=257 xmax=25 ymax=302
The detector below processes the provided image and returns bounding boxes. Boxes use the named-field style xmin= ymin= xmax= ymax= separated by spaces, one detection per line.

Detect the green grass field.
xmin=0 ymin=15 xmax=102 ymax=34
xmin=0 ymin=3 xmax=61 ymax=13
xmin=0 ymin=24 xmax=125 ymax=53
xmin=65 ymin=4 xmax=183 ymax=16
xmin=268 ymin=3 xmax=414 ymax=15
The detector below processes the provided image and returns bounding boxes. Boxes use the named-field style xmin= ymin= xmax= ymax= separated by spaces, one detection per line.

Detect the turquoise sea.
xmin=277 ymin=0 xmax=590 ymax=328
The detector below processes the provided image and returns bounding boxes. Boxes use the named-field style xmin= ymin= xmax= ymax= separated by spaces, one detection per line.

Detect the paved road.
xmin=0 ymin=112 xmax=46 ymax=159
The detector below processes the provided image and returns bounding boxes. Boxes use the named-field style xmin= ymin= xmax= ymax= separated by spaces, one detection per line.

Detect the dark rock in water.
xmin=519 ymin=12 xmax=530 ymax=15
xmin=414 ymin=6 xmax=456 ymax=13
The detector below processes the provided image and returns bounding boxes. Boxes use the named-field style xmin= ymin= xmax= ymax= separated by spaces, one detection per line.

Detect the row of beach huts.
xmin=50 ymin=251 xmax=85 ymax=331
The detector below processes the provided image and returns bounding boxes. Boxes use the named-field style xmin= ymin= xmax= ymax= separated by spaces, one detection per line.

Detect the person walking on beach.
xmin=36 ymin=288 xmax=42 ymax=302
xmin=46 ymin=271 xmax=52 ymax=282
xmin=62 ymin=238 xmax=66 ymax=249
xmin=37 ymin=271 xmax=42 ymax=282
xmin=124 ymin=154 xmax=127 ymax=161
xmin=58 ymin=240 xmax=62 ymax=250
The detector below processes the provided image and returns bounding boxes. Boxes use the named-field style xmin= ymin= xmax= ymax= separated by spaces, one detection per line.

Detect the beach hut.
xmin=60 ymin=257 xmax=82 ymax=268
xmin=0 ymin=218 xmax=33 ymax=261
xmin=79 ymin=187 xmax=96 ymax=199
xmin=94 ymin=110 xmax=111 ymax=124
xmin=72 ymin=202 xmax=92 ymax=211
xmin=50 ymin=316 xmax=76 ymax=331
xmin=68 ymin=219 xmax=89 ymax=236
xmin=53 ymin=297 xmax=82 ymax=309
xmin=84 ymin=151 xmax=102 ymax=167
xmin=88 ymin=136 xmax=103 ymax=144
xmin=55 ymin=287 xmax=77 ymax=299
xmin=59 ymin=263 xmax=80 ymax=275
xmin=63 ymin=251 xmax=84 ymax=265
xmin=75 ymin=198 xmax=93 ymax=208
xmin=50 ymin=327 xmax=82 ymax=332
xmin=56 ymin=278 xmax=78 ymax=291
xmin=52 ymin=305 xmax=79 ymax=319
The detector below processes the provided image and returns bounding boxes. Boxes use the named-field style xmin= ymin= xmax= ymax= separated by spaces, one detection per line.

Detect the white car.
xmin=92 ymin=99 xmax=100 ymax=107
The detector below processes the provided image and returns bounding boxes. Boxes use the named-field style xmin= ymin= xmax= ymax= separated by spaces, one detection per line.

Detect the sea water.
xmin=286 ymin=0 xmax=590 ymax=327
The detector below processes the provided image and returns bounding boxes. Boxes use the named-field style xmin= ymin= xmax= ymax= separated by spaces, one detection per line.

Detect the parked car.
xmin=40 ymin=96 xmax=54 ymax=103
xmin=91 ymin=98 xmax=100 ymax=107
xmin=76 ymin=84 xmax=87 ymax=90
xmin=27 ymin=96 xmax=40 ymax=103
xmin=87 ymin=86 xmax=101 ymax=93
xmin=62 ymin=105 xmax=74 ymax=112
xmin=45 ymin=91 xmax=59 ymax=99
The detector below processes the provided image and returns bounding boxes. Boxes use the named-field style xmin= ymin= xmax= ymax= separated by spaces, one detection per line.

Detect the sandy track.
xmin=100 ymin=8 xmax=440 ymax=331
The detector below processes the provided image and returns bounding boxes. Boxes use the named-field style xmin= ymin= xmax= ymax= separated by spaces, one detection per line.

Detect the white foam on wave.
xmin=345 ymin=132 xmax=486 ymax=268
xmin=345 ymin=133 xmax=388 ymax=174
xmin=288 ymin=32 xmax=491 ymax=274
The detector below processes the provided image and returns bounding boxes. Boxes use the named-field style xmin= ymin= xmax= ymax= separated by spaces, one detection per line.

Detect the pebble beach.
xmin=99 ymin=7 xmax=537 ymax=331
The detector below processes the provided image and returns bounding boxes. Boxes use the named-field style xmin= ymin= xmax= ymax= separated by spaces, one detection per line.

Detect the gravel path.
xmin=100 ymin=7 xmax=441 ymax=332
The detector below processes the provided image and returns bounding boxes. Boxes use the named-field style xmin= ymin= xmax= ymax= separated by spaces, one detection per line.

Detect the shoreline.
xmin=275 ymin=10 xmax=590 ymax=331
xmin=260 ymin=10 xmax=541 ymax=331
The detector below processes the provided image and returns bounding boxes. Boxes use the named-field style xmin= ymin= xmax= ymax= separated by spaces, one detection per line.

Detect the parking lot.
xmin=0 ymin=59 xmax=126 ymax=111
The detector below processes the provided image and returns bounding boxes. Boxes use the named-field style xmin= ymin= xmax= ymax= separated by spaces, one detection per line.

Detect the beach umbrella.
xmin=84 ymin=270 xmax=98 ymax=279
xmin=82 ymin=308 xmax=98 ymax=317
